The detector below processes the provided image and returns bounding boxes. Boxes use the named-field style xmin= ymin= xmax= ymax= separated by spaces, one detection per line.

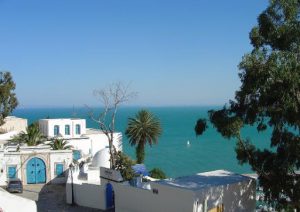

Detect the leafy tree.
xmin=50 ymin=138 xmax=71 ymax=150
xmin=150 ymin=168 xmax=166 ymax=179
xmin=125 ymin=110 xmax=162 ymax=164
xmin=0 ymin=72 xmax=18 ymax=126
xmin=114 ymin=151 xmax=136 ymax=181
xmin=12 ymin=122 xmax=46 ymax=146
xmin=195 ymin=1 xmax=300 ymax=209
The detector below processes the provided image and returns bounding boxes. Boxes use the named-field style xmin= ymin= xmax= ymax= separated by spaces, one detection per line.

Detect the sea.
xmin=12 ymin=106 xmax=272 ymax=178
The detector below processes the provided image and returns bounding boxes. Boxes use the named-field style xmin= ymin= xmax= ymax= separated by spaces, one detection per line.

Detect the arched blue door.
xmin=26 ymin=157 xmax=46 ymax=184
xmin=106 ymin=183 xmax=114 ymax=209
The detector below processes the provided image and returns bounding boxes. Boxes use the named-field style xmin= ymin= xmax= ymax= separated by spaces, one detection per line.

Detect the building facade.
xmin=0 ymin=146 xmax=72 ymax=186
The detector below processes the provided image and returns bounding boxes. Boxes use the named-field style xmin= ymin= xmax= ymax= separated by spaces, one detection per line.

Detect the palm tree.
xmin=11 ymin=122 xmax=46 ymax=146
xmin=125 ymin=110 xmax=162 ymax=164
xmin=50 ymin=138 xmax=71 ymax=150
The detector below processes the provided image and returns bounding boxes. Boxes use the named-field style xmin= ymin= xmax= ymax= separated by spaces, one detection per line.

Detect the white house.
xmin=39 ymin=118 xmax=122 ymax=159
xmin=0 ymin=116 xmax=28 ymax=149
xmin=66 ymin=155 xmax=256 ymax=212
xmin=0 ymin=116 xmax=27 ymax=134
xmin=0 ymin=145 xmax=73 ymax=186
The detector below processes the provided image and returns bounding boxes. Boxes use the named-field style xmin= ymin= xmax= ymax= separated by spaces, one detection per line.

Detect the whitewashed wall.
xmin=114 ymin=182 xmax=195 ymax=212
xmin=0 ymin=117 xmax=27 ymax=133
xmin=49 ymin=151 xmax=73 ymax=184
xmin=86 ymin=131 xmax=122 ymax=156
xmin=39 ymin=119 xmax=86 ymax=138
xmin=0 ymin=153 xmax=21 ymax=186
xmin=66 ymin=180 xmax=107 ymax=210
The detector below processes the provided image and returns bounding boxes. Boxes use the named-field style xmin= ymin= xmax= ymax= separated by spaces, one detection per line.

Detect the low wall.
xmin=66 ymin=181 xmax=106 ymax=210
xmin=114 ymin=182 xmax=194 ymax=212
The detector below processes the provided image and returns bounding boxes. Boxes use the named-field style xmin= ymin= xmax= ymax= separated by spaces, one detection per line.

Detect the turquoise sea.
xmin=13 ymin=106 xmax=272 ymax=178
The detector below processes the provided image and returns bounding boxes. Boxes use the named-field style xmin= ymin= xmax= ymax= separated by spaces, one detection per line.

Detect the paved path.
xmin=13 ymin=184 xmax=110 ymax=212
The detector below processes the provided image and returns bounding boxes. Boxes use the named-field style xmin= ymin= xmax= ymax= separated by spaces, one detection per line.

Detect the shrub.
xmin=149 ymin=168 xmax=166 ymax=179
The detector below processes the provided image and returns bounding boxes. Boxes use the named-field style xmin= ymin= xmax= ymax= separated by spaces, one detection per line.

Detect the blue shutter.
xmin=8 ymin=166 xmax=16 ymax=179
xmin=56 ymin=164 xmax=64 ymax=177
xmin=75 ymin=124 xmax=81 ymax=135
xmin=65 ymin=125 xmax=70 ymax=135
xmin=54 ymin=125 xmax=59 ymax=136
xmin=73 ymin=150 xmax=81 ymax=161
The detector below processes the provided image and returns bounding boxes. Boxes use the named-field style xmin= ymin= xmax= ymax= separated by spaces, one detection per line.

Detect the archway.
xmin=106 ymin=183 xmax=115 ymax=209
xmin=26 ymin=157 xmax=46 ymax=184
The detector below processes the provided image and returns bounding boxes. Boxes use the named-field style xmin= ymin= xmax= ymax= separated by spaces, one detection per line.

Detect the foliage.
xmin=150 ymin=168 xmax=166 ymax=179
xmin=11 ymin=122 xmax=46 ymax=146
xmin=114 ymin=151 xmax=135 ymax=181
xmin=50 ymin=138 xmax=72 ymax=150
xmin=88 ymin=82 xmax=137 ymax=169
xmin=194 ymin=118 xmax=208 ymax=136
xmin=125 ymin=110 xmax=162 ymax=164
xmin=195 ymin=1 xmax=300 ymax=210
xmin=0 ymin=72 xmax=18 ymax=126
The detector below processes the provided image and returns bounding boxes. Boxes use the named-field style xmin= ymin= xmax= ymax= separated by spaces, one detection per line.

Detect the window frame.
xmin=75 ymin=124 xmax=81 ymax=135
xmin=65 ymin=125 xmax=70 ymax=135
xmin=54 ymin=125 xmax=60 ymax=136
xmin=7 ymin=165 xmax=17 ymax=179
xmin=55 ymin=163 xmax=65 ymax=177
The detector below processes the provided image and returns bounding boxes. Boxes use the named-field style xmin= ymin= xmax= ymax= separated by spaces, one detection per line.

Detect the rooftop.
xmin=155 ymin=170 xmax=251 ymax=192
xmin=39 ymin=118 xmax=84 ymax=121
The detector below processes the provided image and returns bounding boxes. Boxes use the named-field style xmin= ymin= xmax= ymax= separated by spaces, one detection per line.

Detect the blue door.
xmin=8 ymin=166 xmax=16 ymax=179
xmin=106 ymin=183 xmax=114 ymax=209
xmin=26 ymin=157 xmax=46 ymax=184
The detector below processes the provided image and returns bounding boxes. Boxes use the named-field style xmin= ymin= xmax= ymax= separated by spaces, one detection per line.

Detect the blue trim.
xmin=8 ymin=166 xmax=16 ymax=179
xmin=65 ymin=125 xmax=70 ymax=135
xmin=73 ymin=150 xmax=81 ymax=161
xmin=55 ymin=163 xmax=64 ymax=177
xmin=75 ymin=124 xmax=81 ymax=135
xmin=54 ymin=125 xmax=60 ymax=136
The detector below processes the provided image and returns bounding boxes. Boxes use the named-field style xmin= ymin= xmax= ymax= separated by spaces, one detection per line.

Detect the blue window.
xmin=73 ymin=150 xmax=81 ymax=161
xmin=65 ymin=125 xmax=70 ymax=135
xmin=8 ymin=166 xmax=17 ymax=179
xmin=54 ymin=125 xmax=60 ymax=136
xmin=55 ymin=163 xmax=64 ymax=177
xmin=75 ymin=124 xmax=81 ymax=135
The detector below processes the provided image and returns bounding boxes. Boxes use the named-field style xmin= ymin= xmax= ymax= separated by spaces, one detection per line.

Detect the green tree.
xmin=125 ymin=110 xmax=162 ymax=164
xmin=0 ymin=72 xmax=18 ymax=126
xmin=12 ymin=122 xmax=46 ymax=146
xmin=195 ymin=1 xmax=300 ymax=210
xmin=150 ymin=168 xmax=166 ymax=179
xmin=114 ymin=151 xmax=135 ymax=181
xmin=50 ymin=138 xmax=71 ymax=150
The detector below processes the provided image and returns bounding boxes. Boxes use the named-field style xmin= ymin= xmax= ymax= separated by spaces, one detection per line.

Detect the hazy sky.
xmin=0 ymin=0 xmax=268 ymax=108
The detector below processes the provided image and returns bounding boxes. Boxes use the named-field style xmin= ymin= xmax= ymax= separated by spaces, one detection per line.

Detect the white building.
xmin=0 ymin=145 xmax=72 ymax=186
xmin=0 ymin=116 xmax=27 ymax=134
xmin=39 ymin=118 xmax=122 ymax=159
xmin=66 ymin=153 xmax=256 ymax=212
xmin=39 ymin=118 xmax=86 ymax=139
xmin=0 ymin=116 xmax=28 ymax=149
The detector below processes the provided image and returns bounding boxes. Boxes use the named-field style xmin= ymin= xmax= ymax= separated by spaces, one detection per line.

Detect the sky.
xmin=0 ymin=0 xmax=269 ymax=108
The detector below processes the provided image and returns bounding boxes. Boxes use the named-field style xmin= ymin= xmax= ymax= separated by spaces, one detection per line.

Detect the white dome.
xmin=91 ymin=147 xmax=110 ymax=168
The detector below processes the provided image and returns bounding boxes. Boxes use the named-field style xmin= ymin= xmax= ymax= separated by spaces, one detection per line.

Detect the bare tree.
xmin=87 ymin=82 xmax=137 ymax=169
